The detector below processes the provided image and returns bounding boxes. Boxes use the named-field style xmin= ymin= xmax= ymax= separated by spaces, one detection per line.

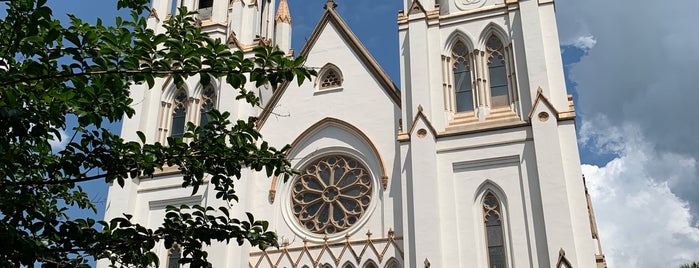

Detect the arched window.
xmin=363 ymin=261 xmax=379 ymax=268
xmin=199 ymin=85 xmax=216 ymax=127
xmin=483 ymin=192 xmax=507 ymax=268
xmin=486 ymin=35 xmax=509 ymax=108
xmin=342 ymin=262 xmax=356 ymax=268
xmin=170 ymin=89 xmax=188 ymax=139
xmin=167 ymin=245 xmax=182 ymax=268
xmin=452 ymin=40 xmax=474 ymax=112
xmin=385 ymin=258 xmax=401 ymax=268
xmin=318 ymin=64 xmax=343 ymax=90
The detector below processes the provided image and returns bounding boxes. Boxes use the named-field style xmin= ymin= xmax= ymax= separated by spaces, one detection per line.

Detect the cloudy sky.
xmin=31 ymin=0 xmax=699 ymax=266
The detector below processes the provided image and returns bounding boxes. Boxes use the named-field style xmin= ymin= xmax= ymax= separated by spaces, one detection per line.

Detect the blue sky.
xmin=14 ymin=0 xmax=699 ymax=267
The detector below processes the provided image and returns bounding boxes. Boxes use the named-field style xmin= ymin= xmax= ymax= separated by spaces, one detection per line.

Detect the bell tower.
xmin=398 ymin=0 xmax=606 ymax=267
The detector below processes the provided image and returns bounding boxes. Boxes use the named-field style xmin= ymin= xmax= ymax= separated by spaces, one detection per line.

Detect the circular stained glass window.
xmin=291 ymin=155 xmax=373 ymax=235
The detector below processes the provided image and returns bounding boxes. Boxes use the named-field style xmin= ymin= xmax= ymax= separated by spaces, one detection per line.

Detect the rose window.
xmin=291 ymin=155 xmax=373 ymax=235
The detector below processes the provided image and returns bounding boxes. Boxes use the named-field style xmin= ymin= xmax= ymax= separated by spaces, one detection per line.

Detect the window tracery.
xmin=483 ymin=192 xmax=507 ymax=268
xmin=170 ymin=89 xmax=188 ymax=139
xmin=486 ymin=35 xmax=509 ymax=108
xmin=291 ymin=155 xmax=373 ymax=235
xmin=199 ymin=85 xmax=216 ymax=127
xmin=318 ymin=64 xmax=343 ymax=89
xmin=443 ymin=30 xmax=518 ymax=123
xmin=452 ymin=40 xmax=474 ymax=112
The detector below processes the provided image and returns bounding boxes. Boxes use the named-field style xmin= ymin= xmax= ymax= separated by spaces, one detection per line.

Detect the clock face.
xmin=455 ymin=0 xmax=487 ymax=10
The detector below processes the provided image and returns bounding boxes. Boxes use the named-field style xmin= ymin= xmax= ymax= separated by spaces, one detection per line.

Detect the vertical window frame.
xmin=170 ymin=88 xmax=189 ymax=140
xmin=199 ymin=85 xmax=217 ymax=128
xmin=451 ymin=40 xmax=475 ymax=113
xmin=482 ymin=191 xmax=508 ymax=268
xmin=485 ymin=34 xmax=510 ymax=108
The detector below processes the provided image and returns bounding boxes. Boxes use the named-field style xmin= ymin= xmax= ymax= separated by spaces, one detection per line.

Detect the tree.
xmin=0 ymin=0 xmax=314 ymax=267
xmin=681 ymin=262 xmax=699 ymax=268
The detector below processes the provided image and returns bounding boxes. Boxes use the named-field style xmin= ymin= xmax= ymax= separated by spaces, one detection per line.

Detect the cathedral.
xmin=99 ymin=0 xmax=608 ymax=267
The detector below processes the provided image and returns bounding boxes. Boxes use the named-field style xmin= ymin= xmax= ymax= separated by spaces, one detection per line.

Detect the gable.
xmin=256 ymin=7 xmax=400 ymax=130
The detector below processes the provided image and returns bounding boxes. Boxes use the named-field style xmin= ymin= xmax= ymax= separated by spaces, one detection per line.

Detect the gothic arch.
xmin=283 ymin=117 xmax=389 ymax=189
xmin=473 ymin=179 xmax=508 ymax=205
xmin=316 ymin=63 xmax=344 ymax=89
xmin=363 ymin=260 xmax=379 ymax=268
xmin=478 ymin=22 xmax=509 ymax=48
xmin=162 ymin=79 xmax=192 ymax=103
xmin=443 ymin=29 xmax=475 ymax=54
xmin=342 ymin=261 xmax=357 ymax=268
xmin=191 ymin=75 xmax=220 ymax=100
xmin=385 ymin=258 xmax=401 ymax=268
xmin=474 ymin=180 xmax=510 ymax=268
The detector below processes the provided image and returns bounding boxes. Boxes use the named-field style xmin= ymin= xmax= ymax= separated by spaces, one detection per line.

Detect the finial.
xmin=324 ymin=0 xmax=337 ymax=10
xmin=275 ymin=0 xmax=291 ymax=24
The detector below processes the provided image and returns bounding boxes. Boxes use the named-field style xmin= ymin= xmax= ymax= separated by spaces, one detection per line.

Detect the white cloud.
xmin=581 ymin=117 xmax=699 ymax=267
xmin=556 ymin=0 xmax=699 ymax=224
xmin=565 ymin=35 xmax=596 ymax=51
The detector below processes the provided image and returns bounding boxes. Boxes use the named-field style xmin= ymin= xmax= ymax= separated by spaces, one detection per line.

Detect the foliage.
xmin=681 ymin=262 xmax=699 ymax=268
xmin=0 ymin=0 xmax=314 ymax=267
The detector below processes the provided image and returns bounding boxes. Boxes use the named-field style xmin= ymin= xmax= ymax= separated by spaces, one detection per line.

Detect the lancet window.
xmin=199 ymin=85 xmax=216 ymax=127
xmin=443 ymin=30 xmax=518 ymax=122
xmin=170 ymin=89 xmax=188 ymax=139
xmin=486 ymin=35 xmax=509 ymax=108
xmin=158 ymin=83 xmax=219 ymax=143
xmin=452 ymin=40 xmax=474 ymax=112
xmin=483 ymin=192 xmax=507 ymax=268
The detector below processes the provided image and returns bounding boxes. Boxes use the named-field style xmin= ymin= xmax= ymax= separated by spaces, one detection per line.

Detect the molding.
xmin=408 ymin=0 xmax=427 ymax=16
xmin=528 ymin=87 xmax=577 ymax=121
xmin=438 ymin=3 xmax=510 ymax=22
xmin=436 ymin=137 xmax=531 ymax=154
xmin=147 ymin=8 xmax=160 ymax=21
xmin=268 ymin=117 xmax=391 ymax=202
xmin=555 ymin=248 xmax=573 ymax=268
xmin=452 ymin=155 xmax=520 ymax=171
xmin=256 ymin=3 xmax=401 ymax=130
xmin=397 ymin=105 xmax=438 ymax=142
xmin=148 ymin=195 xmax=203 ymax=210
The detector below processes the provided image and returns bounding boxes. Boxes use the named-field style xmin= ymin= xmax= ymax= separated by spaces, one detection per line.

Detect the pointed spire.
xmin=324 ymin=0 xmax=337 ymax=10
xmin=275 ymin=0 xmax=291 ymax=24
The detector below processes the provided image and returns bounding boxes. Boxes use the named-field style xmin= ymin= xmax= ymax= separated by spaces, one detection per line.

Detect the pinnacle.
xmin=275 ymin=0 xmax=291 ymax=24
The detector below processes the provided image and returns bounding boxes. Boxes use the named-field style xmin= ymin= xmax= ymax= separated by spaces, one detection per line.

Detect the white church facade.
xmin=100 ymin=0 xmax=607 ymax=267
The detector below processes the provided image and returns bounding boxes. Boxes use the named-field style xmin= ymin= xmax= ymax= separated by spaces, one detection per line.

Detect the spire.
xmin=324 ymin=0 xmax=337 ymax=10
xmin=275 ymin=0 xmax=291 ymax=24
